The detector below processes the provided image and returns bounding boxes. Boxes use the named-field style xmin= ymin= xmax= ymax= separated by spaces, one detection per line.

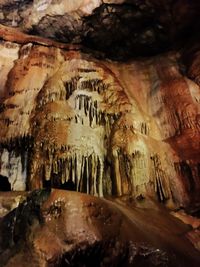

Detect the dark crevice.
xmin=0 ymin=175 xmax=11 ymax=191
xmin=180 ymin=161 xmax=195 ymax=193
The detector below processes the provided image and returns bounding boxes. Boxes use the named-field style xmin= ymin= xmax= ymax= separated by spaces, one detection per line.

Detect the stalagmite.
xmin=71 ymin=155 xmax=75 ymax=184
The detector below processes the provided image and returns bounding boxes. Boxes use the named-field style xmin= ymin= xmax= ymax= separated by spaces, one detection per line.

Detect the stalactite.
xmin=53 ymin=160 xmax=58 ymax=174
xmin=61 ymin=161 xmax=65 ymax=184
xmin=70 ymin=156 xmax=74 ymax=184
xmin=112 ymin=149 xmax=122 ymax=196
xmin=150 ymin=154 xmax=169 ymax=202
xmin=73 ymin=94 xmax=120 ymax=131
xmin=97 ymin=157 xmax=104 ymax=197
xmin=64 ymin=76 xmax=81 ymax=99
xmin=0 ymin=38 xmax=198 ymax=210
xmin=76 ymin=154 xmax=82 ymax=191
xmin=155 ymin=177 xmax=165 ymax=202
xmin=130 ymin=151 xmax=147 ymax=196
xmin=84 ymin=157 xmax=88 ymax=194
xmin=44 ymin=161 xmax=52 ymax=181
xmin=80 ymin=79 xmax=109 ymax=93
xmin=79 ymin=155 xmax=85 ymax=192
xmin=91 ymin=154 xmax=97 ymax=195
xmin=39 ymin=150 xmax=105 ymax=196
xmin=65 ymin=160 xmax=70 ymax=183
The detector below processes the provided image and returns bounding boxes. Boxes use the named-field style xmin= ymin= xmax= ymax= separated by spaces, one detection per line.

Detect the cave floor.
xmin=0 ymin=190 xmax=200 ymax=267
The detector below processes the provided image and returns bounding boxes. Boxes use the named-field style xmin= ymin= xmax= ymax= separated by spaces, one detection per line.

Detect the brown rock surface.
xmin=0 ymin=189 xmax=200 ymax=266
xmin=0 ymin=0 xmax=200 ymax=60
xmin=0 ymin=2 xmax=199 ymax=265
xmin=0 ymin=25 xmax=199 ymax=210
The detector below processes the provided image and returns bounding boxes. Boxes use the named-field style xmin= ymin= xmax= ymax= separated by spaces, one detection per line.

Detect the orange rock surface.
xmin=0 ymin=190 xmax=200 ymax=267
xmin=0 ymin=26 xmax=199 ymax=211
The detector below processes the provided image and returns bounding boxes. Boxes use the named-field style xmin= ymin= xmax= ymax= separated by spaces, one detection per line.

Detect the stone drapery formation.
xmin=0 ymin=25 xmax=199 ymax=210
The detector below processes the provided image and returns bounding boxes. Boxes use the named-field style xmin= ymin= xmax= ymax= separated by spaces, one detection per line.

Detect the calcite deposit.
xmin=0 ymin=24 xmax=199 ymax=210
xmin=0 ymin=0 xmax=200 ymax=266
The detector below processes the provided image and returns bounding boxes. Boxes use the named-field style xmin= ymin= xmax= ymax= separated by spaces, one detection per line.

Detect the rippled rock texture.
xmin=0 ymin=25 xmax=199 ymax=211
xmin=0 ymin=189 xmax=200 ymax=267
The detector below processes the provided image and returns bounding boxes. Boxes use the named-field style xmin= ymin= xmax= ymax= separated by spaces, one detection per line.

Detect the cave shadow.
xmin=43 ymin=174 xmax=76 ymax=192
xmin=0 ymin=175 xmax=11 ymax=191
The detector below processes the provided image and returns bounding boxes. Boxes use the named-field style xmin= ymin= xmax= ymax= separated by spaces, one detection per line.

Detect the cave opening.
xmin=0 ymin=175 xmax=11 ymax=191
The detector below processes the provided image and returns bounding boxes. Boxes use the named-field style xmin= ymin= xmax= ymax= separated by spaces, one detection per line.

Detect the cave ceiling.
xmin=0 ymin=0 xmax=200 ymax=60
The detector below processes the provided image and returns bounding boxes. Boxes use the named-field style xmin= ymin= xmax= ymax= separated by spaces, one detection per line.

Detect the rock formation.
xmin=0 ymin=0 xmax=200 ymax=60
xmin=0 ymin=0 xmax=200 ymax=265
xmin=0 ymin=24 xmax=199 ymax=210
xmin=0 ymin=189 xmax=200 ymax=267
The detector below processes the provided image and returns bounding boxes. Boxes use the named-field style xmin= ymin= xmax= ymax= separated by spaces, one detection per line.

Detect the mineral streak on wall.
xmin=0 ymin=37 xmax=199 ymax=208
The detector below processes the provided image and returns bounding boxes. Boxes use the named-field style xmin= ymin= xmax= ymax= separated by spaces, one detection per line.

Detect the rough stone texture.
xmin=0 ymin=191 xmax=27 ymax=217
xmin=0 ymin=1 xmax=199 ymax=265
xmin=0 ymin=26 xmax=199 ymax=210
xmin=0 ymin=189 xmax=200 ymax=267
xmin=0 ymin=0 xmax=200 ymax=59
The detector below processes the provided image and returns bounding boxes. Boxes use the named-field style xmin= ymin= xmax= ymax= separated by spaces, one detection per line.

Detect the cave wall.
xmin=0 ymin=36 xmax=199 ymax=209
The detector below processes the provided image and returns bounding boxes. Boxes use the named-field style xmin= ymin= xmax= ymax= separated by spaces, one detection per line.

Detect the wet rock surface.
xmin=0 ymin=190 xmax=200 ymax=267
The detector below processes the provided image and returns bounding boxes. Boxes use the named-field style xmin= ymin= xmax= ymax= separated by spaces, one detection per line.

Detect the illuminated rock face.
xmin=1 ymin=190 xmax=200 ymax=267
xmin=0 ymin=32 xmax=199 ymax=209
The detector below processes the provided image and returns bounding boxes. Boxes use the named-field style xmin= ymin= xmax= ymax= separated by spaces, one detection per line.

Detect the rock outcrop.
xmin=0 ymin=189 xmax=200 ymax=267
xmin=0 ymin=25 xmax=199 ymax=210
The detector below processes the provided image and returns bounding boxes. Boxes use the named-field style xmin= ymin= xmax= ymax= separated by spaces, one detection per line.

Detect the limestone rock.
xmin=0 ymin=26 xmax=199 ymax=210
xmin=0 ymin=189 xmax=200 ymax=266
xmin=0 ymin=0 xmax=200 ymax=60
xmin=0 ymin=2 xmax=199 ymax=264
